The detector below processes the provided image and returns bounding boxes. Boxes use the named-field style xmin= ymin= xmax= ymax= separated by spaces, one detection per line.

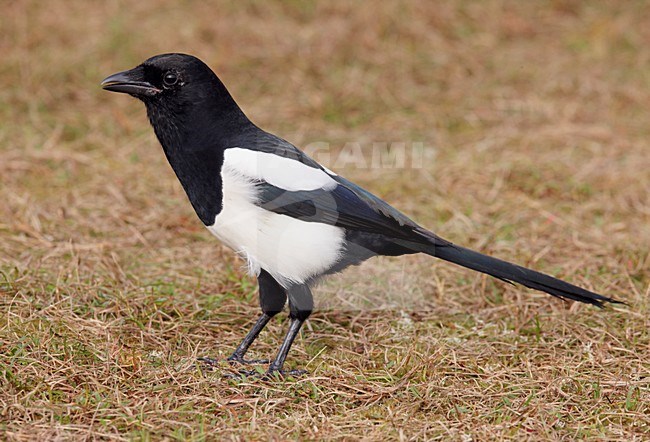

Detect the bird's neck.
xmin=146 ymin=97 xmax=251 ymax=151
xmin=144 ymin=102 xmax=255 ymax=226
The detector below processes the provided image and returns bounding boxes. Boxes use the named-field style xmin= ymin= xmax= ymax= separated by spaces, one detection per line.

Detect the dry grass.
xmin=1 ymin=0 xmax=649 ymax=440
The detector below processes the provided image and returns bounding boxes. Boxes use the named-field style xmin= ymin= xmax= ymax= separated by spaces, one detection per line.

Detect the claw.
xmin=196 ymin=356 xmax=221 ymax=370
xmin=261 ymin=368 xmax=308 ymax=380
xmin=222 ymin=368 xmax=263 ymax=379
xmin=227 ymin=354 xmax=270 ymax=365
xmin=195 ymin=354 xmax=270 ymax=373
xmin=222 ymin=367 xmax=308 ymax=381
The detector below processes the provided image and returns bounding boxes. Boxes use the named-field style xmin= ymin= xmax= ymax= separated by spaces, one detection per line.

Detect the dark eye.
xmin=163 ymin=71 xmax=178 ymax=87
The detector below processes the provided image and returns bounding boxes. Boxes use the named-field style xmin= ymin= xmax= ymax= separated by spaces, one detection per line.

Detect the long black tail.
xmin=400 ymin=232 xmax=622 ymax=308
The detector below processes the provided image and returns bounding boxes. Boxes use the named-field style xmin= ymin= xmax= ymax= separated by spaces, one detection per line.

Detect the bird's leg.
xmin=264 ymin=317 xmax=308 ymax=378
xmin=199 ymin=270 xmax=287 ymax=369
xmin=199 ymin=314 xmax=271 ymax=367
xmin=226 ymin=313 xmax=274 ymax=365
xmin=264 ymin=284 xmax=313 ymax=378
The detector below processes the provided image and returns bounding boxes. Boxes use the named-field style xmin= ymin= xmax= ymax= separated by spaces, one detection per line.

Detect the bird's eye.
xmin=163 ymin=71 xmax=178 ymax=87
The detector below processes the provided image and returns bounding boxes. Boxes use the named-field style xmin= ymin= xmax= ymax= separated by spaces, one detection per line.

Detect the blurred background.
xmin=1 ymin=1 xmax=649 ymax=440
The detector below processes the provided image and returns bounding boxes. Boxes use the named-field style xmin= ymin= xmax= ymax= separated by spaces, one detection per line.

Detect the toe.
xmin=227 ymin=355 xmax=270 ymax=365
xmin=196 ymin=357 xmax=220 ymax=370
xmin=262 ymin=368 xmax=308 ymax=380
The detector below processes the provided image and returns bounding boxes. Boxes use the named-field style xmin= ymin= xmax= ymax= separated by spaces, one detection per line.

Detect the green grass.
xmin=1 ymin=0 xmax=649 ymax=440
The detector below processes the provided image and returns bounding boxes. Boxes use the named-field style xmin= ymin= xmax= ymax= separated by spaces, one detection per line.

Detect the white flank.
xmin=223 ymin=147 xmax=338 ymax=191
xmin=206 ymin=150 xmax=345 ymax=287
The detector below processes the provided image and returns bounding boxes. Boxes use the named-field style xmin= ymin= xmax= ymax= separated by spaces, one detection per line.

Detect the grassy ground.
xmin=1 ymin=0 xmax=649 ymax=440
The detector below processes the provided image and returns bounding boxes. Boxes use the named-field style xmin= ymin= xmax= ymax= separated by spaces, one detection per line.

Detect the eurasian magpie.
xmin=102 ymin=53 xmax=620 ymax=378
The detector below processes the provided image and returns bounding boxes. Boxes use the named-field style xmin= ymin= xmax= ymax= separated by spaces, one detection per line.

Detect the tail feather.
xmin=401 ymin=234 xmax=622 ymax=308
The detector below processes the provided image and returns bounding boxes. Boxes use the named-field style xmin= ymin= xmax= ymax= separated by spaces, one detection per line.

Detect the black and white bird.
xmin=102 ymin=53 xmax=620 ymax=377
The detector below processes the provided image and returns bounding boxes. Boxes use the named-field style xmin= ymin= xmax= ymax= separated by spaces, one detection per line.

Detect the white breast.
xmin=206 ymin=148 xmax=345 ymax=287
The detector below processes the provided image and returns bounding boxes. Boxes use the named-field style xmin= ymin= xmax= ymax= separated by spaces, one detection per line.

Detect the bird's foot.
xmin=227 ymin=354 xmax=270 ymax=366
xmin=261 ymin=368 xmax=308 ymax=380
xmin=223 ymin=367 xmax=308 ymax=381
xmin=196 ymin=354 xmax=269 ymax=372
xmin=196 ymin=356 xmax=221 ymax=371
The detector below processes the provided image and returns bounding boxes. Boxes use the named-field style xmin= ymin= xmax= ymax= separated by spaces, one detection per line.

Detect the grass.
xmin=1 ymin=0 xmax=649 ymax=440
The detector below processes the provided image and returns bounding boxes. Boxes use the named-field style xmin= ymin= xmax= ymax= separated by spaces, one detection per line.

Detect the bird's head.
xmin=101 ymin=53 xmax=219 ymax=103
xmin=102 ymin=53 xmax=249 ymax=150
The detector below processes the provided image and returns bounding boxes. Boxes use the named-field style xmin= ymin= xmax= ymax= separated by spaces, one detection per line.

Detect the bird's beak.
xmin=101 ymin=67 xmax=161 ymax=97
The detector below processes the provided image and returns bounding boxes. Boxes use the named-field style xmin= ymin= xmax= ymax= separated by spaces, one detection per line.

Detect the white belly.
xmin=206 ymin=166 xmax=345 ymax=288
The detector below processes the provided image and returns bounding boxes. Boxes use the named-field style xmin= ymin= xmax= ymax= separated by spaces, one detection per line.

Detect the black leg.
xmin=199 ymin=269 xmax=286 ymax=369
xmin=228 ymin=269 xmax=287 ymax=365
xmin=226 ymin=313 xmax=274 ymax=365
xmin=265 ymin=284 xmax=313 ymax=378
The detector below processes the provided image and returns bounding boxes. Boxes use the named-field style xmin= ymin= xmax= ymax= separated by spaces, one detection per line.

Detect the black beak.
xmin=101 ymin=67 xmax=161 ymax=97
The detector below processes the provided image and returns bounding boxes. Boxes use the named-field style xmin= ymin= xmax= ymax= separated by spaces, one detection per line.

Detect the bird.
xmin=101 ymin=53 xmax=621 ymax=378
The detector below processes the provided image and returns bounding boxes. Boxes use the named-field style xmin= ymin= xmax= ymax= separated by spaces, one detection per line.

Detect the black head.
xmin=102 ymin=53 xmax=251 ymax=151
xmin=101 ymin=53 xmax=216 ymax=101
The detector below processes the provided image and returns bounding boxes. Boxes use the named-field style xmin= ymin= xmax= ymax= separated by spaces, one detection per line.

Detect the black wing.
xmin=242 ymin=131 xmax=452 ymax=246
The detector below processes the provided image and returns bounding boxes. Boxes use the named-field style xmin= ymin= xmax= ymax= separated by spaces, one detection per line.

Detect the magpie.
xmin=102 ymin=53 xmax=621 ymax=377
